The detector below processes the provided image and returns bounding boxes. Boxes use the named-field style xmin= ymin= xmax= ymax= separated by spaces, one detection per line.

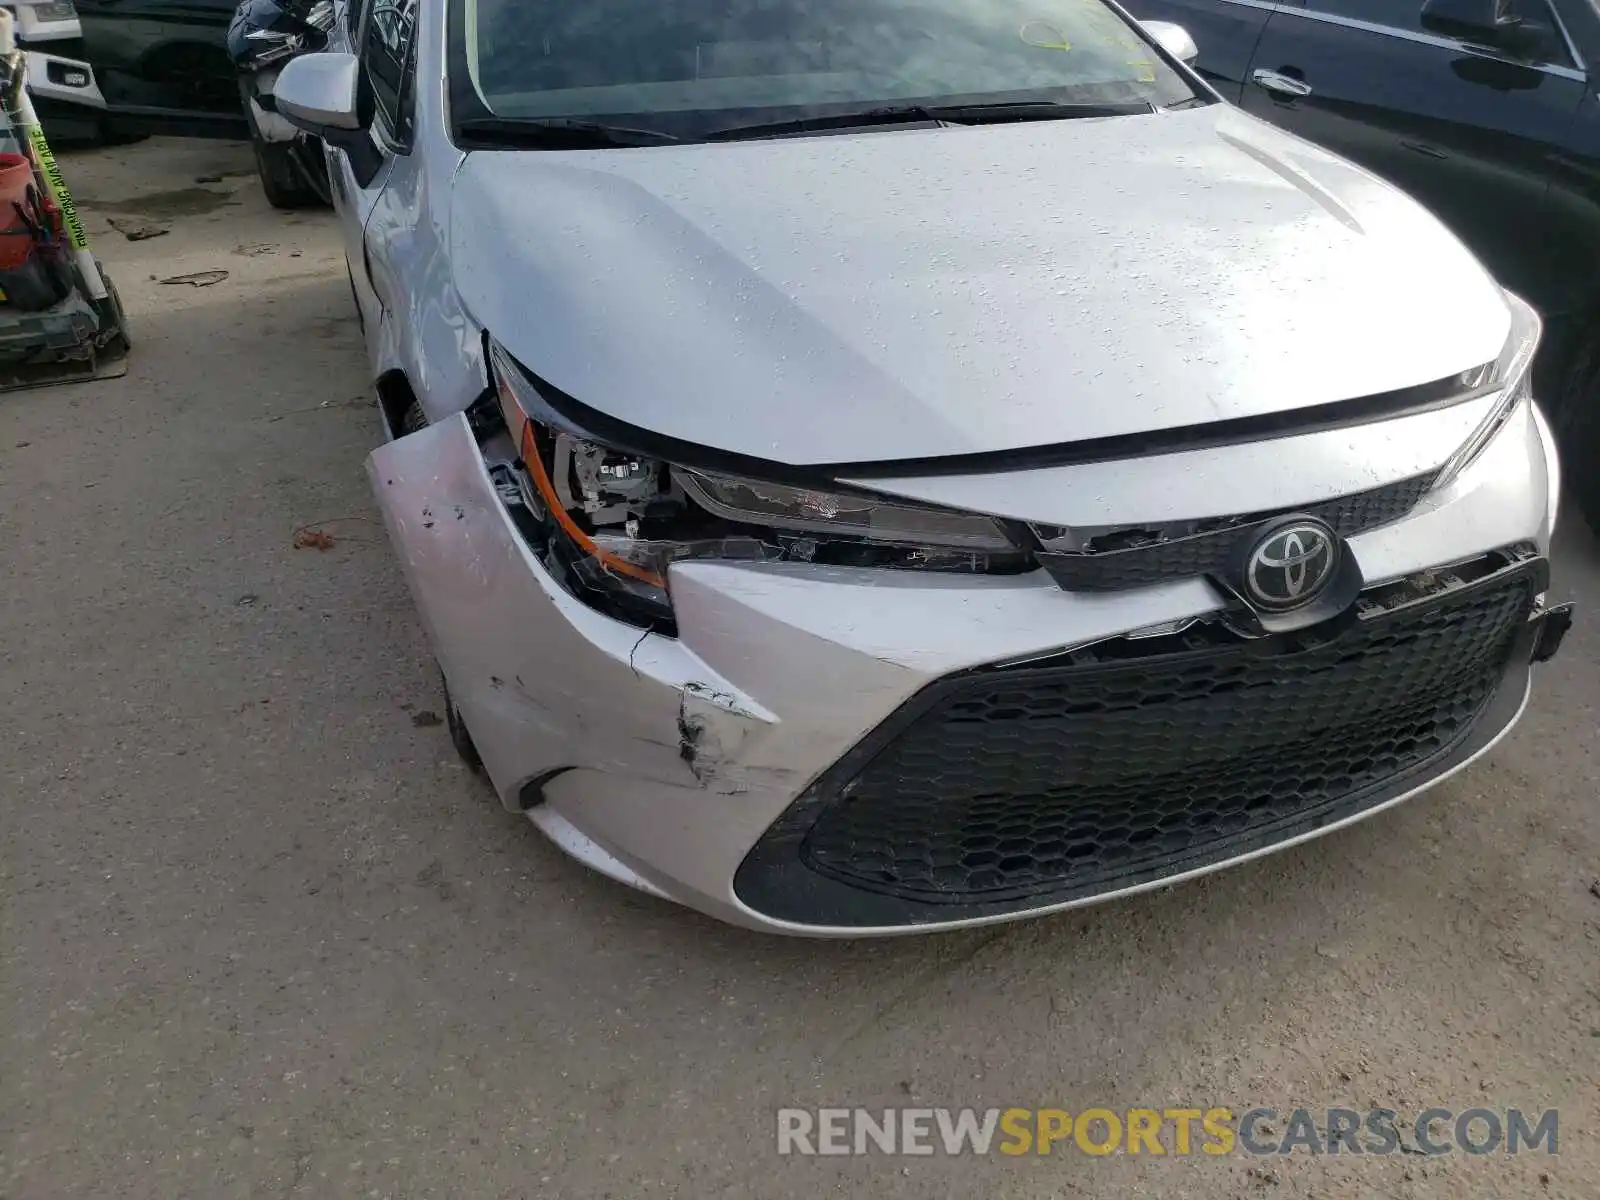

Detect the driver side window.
xmin=1299 ymin=0 xmax=1576 ymax=66
xmin=363 ymin=0 xmax=420 ymax=147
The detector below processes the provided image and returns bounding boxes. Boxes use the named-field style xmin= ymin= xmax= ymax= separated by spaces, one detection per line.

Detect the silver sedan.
xmin=270 ymin=0 xmax=1569 ymax=934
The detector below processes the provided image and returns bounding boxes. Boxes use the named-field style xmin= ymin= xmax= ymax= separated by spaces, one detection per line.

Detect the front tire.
xmin=251 ymin=135 xmax=325 ymax=210
xmin=441 ymin=671 xmax=483 ymax=772
xmin=399 ymin=400 xmax=427 ymax=435
xmin=242 ymin=89 xmax=327 ymax=210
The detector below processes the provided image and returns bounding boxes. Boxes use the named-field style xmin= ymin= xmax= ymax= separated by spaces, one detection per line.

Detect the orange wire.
xmin=513 ymin=399 xmax=666 ymax=589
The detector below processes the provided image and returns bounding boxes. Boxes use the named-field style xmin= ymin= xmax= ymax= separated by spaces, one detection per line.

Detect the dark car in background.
xmin=74 ymin=0 xmax=332 ymax=203
xmin=74 ymin=0 xmax=244 ymax=138
xmin=226 ymin=0 xmax=333 ymax=206
xmin=1123 ymin=0 xmax=1600 ymax=524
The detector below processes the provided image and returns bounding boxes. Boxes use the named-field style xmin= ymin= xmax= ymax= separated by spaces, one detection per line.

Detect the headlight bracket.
xmin=482 ymin=337 xmax=1036 ymax=631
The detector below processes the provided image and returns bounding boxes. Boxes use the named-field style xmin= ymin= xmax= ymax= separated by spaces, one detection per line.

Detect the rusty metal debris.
xmin=106 ymin=217 xmax=169 ymax=241
xmin=159 ymin=269 xmax=228 ymax=287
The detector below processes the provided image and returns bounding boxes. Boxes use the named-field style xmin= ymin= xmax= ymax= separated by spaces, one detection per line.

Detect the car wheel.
xmin=441 ymin=670 xmax=484 ymax=772
xmin=399 ymin=399 xmax=427 ymax=435
xmin=240 ymin=82 xmax=323 ymax=209
xmin=251 ymin=135 xmax=324 ymax=210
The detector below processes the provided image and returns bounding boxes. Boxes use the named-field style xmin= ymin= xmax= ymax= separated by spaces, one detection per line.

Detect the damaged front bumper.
xmin=368 ymin=400 xmax=1567 ymax=936
xmin=1531 ymin=602 xmax=1573 ymax=662
xmin=241 ymin=70 xmax=299 ymax=143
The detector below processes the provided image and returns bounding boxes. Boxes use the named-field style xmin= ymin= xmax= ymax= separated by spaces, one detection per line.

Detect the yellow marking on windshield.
xmin=1096 ymin=22 xmax=1160 ymax=83
xmin=1019 ymin=20 xmax=1072 ymax=51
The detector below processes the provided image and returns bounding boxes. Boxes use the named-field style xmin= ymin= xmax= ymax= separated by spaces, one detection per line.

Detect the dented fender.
xmin=366 ymin=415 xmax=776 ymax=805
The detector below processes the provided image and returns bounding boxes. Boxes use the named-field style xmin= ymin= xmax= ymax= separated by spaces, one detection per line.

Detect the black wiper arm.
xmin=706 ymin=104 xmax=945 ymax=141
xmin=455 ymin=117 xmax=681 ymax=150
xmin=934 ymin=100 xmax=1156 ymax=120
xmin=706 ymin=99 xmax=1153 ymax=141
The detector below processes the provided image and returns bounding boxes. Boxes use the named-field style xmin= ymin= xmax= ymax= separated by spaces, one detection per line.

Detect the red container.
xmin=0 ymin=153 xmax=41 ymax=272
xmin=0 ymin=152 xmax=33 ymax=207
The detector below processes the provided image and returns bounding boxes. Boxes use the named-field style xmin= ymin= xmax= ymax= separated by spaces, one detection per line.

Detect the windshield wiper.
xmin=706 ymin=99 xmax=1154 ymax=141
xmin=456 ymin=98 xmax=1158 ymax=150
xmin=456 ymin=117 xmax=681 ymax=150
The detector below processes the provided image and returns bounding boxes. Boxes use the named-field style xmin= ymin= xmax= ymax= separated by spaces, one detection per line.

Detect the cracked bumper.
xmin=244 ymin=71 xmax=300 ymax=143
xmin=368 ymin=402 xmax=1561 ymax=937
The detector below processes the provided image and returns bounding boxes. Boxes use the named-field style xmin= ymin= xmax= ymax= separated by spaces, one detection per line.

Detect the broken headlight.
xmin=486 ymin=340 xmax=1029 ymax=628
xmin=1431 ymin=291 xmax=1541 ymax=493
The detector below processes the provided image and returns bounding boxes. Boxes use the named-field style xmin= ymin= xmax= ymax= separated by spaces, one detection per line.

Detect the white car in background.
xmin=270 ymin=0 xmax=1571 ymax=935
xmin=3 ymin=0 xmax=107 ymax=137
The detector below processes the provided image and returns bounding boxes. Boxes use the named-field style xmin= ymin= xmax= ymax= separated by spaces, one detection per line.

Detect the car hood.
xmin=450 ymin=105 xmax=1510 ymax=466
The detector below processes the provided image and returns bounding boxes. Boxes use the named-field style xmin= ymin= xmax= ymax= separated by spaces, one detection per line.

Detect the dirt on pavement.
xmin=2 ymin=137 xmax=1598 ymax=1200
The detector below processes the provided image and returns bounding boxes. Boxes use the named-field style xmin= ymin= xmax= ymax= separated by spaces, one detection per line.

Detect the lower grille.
xmin=737 ymin=557 xmax=1540 ymax=925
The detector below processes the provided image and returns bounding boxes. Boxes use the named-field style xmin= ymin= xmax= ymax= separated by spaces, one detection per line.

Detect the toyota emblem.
xmin=1243 ymin=519 xmax=1339 ymax=611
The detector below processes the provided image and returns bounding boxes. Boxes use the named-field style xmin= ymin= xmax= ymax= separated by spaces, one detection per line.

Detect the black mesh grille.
xmin=1037 ymin=473 xmax=1434 ymax=592
xmin=787 ymin=569 xmax=1534 ymax=909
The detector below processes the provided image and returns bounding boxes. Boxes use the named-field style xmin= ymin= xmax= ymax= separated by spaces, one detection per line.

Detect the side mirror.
xmin=273 ymin=51 xmax=364 ymax=147
xmin=1420 ymin=0 xmax=1546 ymax=54
xmin=1140 ymin=20 xmax=1199 ymax=67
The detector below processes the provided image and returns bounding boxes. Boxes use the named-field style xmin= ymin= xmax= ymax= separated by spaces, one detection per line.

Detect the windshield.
xmin=453 ymin=0 xmax=1201 ymax=134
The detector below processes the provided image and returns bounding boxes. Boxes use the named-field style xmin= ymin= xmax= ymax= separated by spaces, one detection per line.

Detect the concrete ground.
xmin=1 ymin=137 xmax=1598 ymax=1200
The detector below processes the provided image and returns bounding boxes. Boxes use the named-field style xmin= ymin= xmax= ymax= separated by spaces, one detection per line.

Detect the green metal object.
xmin=0 ymin=45 xmax=131 ymax=389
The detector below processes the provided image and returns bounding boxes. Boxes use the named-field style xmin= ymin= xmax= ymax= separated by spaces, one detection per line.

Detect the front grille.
xmin=738 ymin=559 xmax=1538 ymax=923
xmin=1036 ymin=472 xmax=1434 ymax=592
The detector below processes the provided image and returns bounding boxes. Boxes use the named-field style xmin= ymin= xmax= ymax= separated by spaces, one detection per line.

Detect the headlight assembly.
xmin=485 ymin=340 xmax=1030 ymax=628
xmin=1431 ymin=291 xmax=1542 ymax=493
xmin=30 ymin=0 xmax=79 ymax=20
xmin=673 ymin=470 xmax=1016 ymax=551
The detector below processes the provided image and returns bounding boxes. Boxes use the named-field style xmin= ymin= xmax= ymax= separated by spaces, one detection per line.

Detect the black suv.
xmin=74 ymin=0 xmax=247 ymax=139
xmin=1124 ymin=0 xmax=1600 ymax=525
